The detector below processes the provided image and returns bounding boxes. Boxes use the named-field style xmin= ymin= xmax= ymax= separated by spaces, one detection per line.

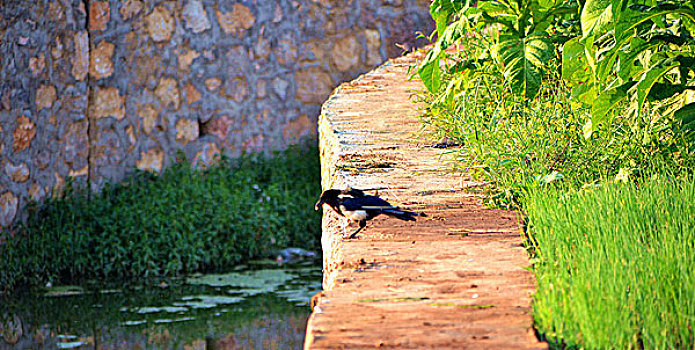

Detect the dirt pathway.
xmin=304 ymin=51 xmax=546 ymax=349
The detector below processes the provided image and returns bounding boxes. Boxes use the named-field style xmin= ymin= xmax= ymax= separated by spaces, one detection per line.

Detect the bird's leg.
xmin=348 ymin=220 xmax=367 ymax=239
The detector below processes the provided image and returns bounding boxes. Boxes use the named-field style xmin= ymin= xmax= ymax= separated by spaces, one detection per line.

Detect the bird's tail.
xmin=382 ymin=209 xmax=427 ymax=221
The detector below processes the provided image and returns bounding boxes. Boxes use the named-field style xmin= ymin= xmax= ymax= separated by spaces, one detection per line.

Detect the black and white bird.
xmin=314 ymin=188 xmax=426 ymax=239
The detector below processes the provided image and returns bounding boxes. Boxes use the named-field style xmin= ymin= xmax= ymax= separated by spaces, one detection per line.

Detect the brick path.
xmin=304 ymin=51 xmax=547 ymax=349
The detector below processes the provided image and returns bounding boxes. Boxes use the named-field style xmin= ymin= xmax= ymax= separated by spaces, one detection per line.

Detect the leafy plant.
xmin=417 ymin=0 xmax=695 ymax=198
xmin=416 ymin=1 xmax=695 ymax=348
xmin=563 ymin=0 xmax=695 ymax=138
xmin=419 ymin=0 xmax=579 ymax=99
xmin=0 ymin=141 xmax=322 ymax=293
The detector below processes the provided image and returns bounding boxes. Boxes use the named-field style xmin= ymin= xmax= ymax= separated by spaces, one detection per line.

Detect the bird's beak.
xmin=314 ymin=199 xmax=324 ymax=211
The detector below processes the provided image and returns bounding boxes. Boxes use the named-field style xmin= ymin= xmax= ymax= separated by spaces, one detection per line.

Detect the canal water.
xmin=0 ymin=258 xmax=321 ymax=350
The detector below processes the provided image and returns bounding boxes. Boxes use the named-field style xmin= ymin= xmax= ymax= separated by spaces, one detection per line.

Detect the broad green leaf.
xmin=581 ymin=0 xmax=613 ymax=38
xmin=538 ymin=0 xmax=556 ymax=11
xmin=580 ymin=36 xmax=598 ymax=76
xmin=430 ymin=0 xmax=451 ymax=38
xmin=562 ymin=37 xmax=592 ymax=84
xmin=588 ymin=81 xmax=635 ymax=137
xmin=418 ymin=51 xmax=442 ymax=93
xmin=417 ymin=19 xmax=467 ymax=92
xmin=480 ymin=14 xmax=518 ymax=33
xmin=431 ymin=0 xmax=470 ymax=37
xmin=496 ymin=32 xmax=554 ymax=99
xmin=647 ymin=83 xmax=691 ymax=101
xmin=674 ymin=102 xmax=695 ymax=131
xmin=443 ymin=0 xmax=467 ymax=13
xmin=592 ymin=85 xmax=627 ymax=121
xmin=570 ymin=80 xmax=597 ymax=103
xmin=629 ymin=57 xmax=680 ymax=114
xmin=438 ymin=70 xmax=473 ymax=106
xmin=593 ymin=32 xmax=622 ymax=80
xmin=479 ymin=0 xmax=518 ymax=15
xmin=437 ymin=17 xmax=468 ymax=48
xmin=614 ymin=6 xmax=695 ymax=45
xmin=616 ymin=37 xmax=652 ymax=81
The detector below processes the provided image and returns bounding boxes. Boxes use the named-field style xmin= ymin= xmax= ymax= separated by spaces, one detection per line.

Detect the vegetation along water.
xmin=419 ymin=0 xmax=695 ymax=347
xmin=0 ymin=141 xmax=321 ymax=292
xmin=0 ymin=140 xmax=322 ymax=348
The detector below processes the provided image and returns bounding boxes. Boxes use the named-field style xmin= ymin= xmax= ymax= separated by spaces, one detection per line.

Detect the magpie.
xmin=314 ymin=188 xmax=426 ymax=239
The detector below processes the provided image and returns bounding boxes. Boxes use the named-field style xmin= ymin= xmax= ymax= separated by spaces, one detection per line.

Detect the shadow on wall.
xmin=0 ymin=0 xmax=434 ymax=228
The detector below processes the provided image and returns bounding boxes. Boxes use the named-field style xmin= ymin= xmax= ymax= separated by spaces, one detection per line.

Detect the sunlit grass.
xmin=417 ymin=11 xmax=695 ymax=348
xmin=527 ymin=178 xmax=695 ymax=348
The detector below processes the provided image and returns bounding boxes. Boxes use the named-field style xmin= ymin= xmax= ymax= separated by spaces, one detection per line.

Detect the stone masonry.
xmin=305 ymin=51 xmax=545 ymax=349
xmin=0 ymin=0 xmax=434 ymax=229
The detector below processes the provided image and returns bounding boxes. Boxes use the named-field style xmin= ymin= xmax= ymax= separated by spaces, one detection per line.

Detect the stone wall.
xmin=0 ymin=0 xmax=433 ymax=228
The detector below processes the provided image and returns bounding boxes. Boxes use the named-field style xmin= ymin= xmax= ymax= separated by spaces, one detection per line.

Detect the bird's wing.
xmin=341 ymin=195 xmax=394 ymax=211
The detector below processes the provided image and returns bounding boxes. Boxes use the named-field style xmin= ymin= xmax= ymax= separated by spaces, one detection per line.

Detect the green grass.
xmin=420 ymin=74 xmax=695 ymax=206
xmin=0 ymin=141 xmax=321 ymax=293
xmin=416 ymin=8 xmax=695 ymax=348
xmin=527 ymin=178 xmax=695 ymax=349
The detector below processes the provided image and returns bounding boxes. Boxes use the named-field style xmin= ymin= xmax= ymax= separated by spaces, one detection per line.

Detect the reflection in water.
xmin=0 ymin=260 xmax=321 ymax=350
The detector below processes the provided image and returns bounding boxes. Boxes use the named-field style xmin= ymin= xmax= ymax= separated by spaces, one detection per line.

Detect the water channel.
xmin=0 ymin=258 xmax=321 ymax=350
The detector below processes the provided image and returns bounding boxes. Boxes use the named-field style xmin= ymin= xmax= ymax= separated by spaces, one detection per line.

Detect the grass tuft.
xmin=527 ymin=177 xmax=695 ymax=348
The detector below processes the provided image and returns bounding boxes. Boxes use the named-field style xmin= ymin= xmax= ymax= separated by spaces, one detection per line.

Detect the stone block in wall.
xmin=221 ymin=76 xmax=249 ymax=103
xmin=272 ymin=77 xmax=290 ymax=101
xmin=205 ymin=77 xmax=222 ymax=92
xmin=136 ymin=147 xmax=165 ymax=173
xmin=89 ymin=1 xmax=111 ymax=32
xmin=89 ymin=40 xmax=115 ymax=80
xmin=5 ymin=163 xmax=30 ymax=183
xmin=60 ymin=119 xmax=89 ymax=172
xmin=72 ymin=31 xmax=90 ymax=81
xmin=137 ymin=103 xmax=159 ymax=135
xmin=177 ymin=48 xmax=200 ymax=71
xmin=183 ymin=83 xmax=202 ymax=105
xmin=216 ymin=3 xmax=255 ymax=37
xmin=145 ymin=5 xmax=175 ymax=42
xmin=332 ymin=35 xmax=361 ymax=72
xmin=200 ymin=114 xmax=244 ymax=153
xmin=275 ymin=33 xmax=297 ymax=67
xmin=192 ymin=142 xmax=221 ymax=169
xmin=175 ymin=117 xmax=199 ymax=146
xmin=92 ymin=86 xmax=125 ymax=120
xmin=182 ymin=0 xmax=211 ymax=34
xmin=0 ymin=192 xmax=18 ymax=228
xmin=364 ymin=29 xmax=382 ymax=66
xmin=120 ymin=0 xmax=145 ymax=20
xmin=36 ymin=84 xmax=57 ymax=111
xmin=284 ymin=114 xmax=317 ymax=143
xmin=12 ymin=115 xmax=37 ymax=154
xmin=295 ymin=68 xmax=336 ymax=104
xmin=29 ymin=54 xmax=46 ymax=77
xmin=155 ymin=77 xmax=181 ymax=111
